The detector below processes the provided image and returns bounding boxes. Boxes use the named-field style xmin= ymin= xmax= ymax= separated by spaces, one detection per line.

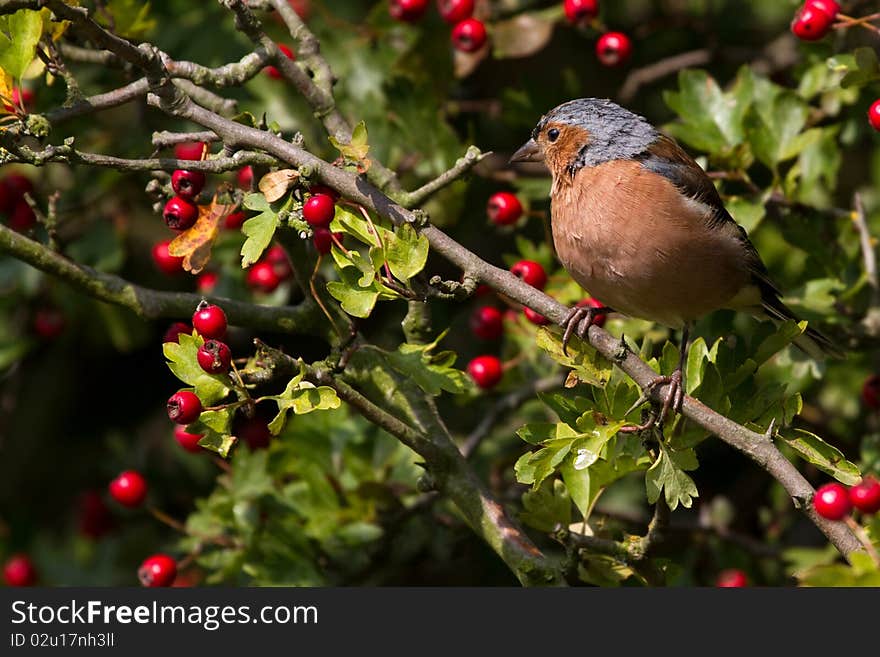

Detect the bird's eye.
xmin=547 ymin=128 xmax=560 ymax=142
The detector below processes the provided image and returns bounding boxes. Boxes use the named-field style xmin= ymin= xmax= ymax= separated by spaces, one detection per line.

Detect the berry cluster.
xmin=813 ymin=478 xmax=880 ymax=520
xmin=0 ymin=172 xmax=36 ymax=232
xmin=389 ymin=0 xmax=488 ymax=53
xmin=563 ymin=1 xmax=632 ymax=67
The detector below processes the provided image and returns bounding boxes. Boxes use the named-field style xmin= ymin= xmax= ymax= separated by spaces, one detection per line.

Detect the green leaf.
xmin=726 ymin=197 xmax=766 ymax=233
xmin=753 ymin=320 xmax=806 ymax=367
xmin=240 ymin=209 xmax=279 ymax=268
xmin=162 ymin=332 xmax=231 ymax=404
xmin=266 ymin=371 xmax=341 ymax=435
xmin=329 ymin=120 xmax=370 ymax=165
xmin=383 ymin=331 xmax=472 ymax=395
xmin=520 ymin=479 xmax=571 ymax=533
xmin=242 ymin=192 xmax=270 ymax=212
xmin=0 ymin=9 xmax=43 ymax=80
xmin=778 ymin=429 xmax=861 ymax=486
xmin=745 ymin=91 xmax=810 ymax=169
xmin=663 ymin=67 xmax=753 ymax=155
xmin=534 ymin=327 xmax=611 ymax=387
xmin=326 ymin=266 xmax=383 ymax=318
xmin=330 ymin=206 xmax=379 ymax=246
xmin=197 ymin=431 xmax=237 ymax=458
xmin=840 ymin=47 xmax=880 ymax=89
xmin=229 ymin=449 xmax=274 ymax=500
xmin=384 ymin=223 xmax=428 ymax=281
xmin=98 ymin=0 xmax=156 ymax=39
xmin=645 ymin=444 xmax=699 ymax=510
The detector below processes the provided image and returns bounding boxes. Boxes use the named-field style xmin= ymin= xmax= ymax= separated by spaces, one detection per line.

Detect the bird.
xmin=509 ymin=97 xmax=841 ymax=428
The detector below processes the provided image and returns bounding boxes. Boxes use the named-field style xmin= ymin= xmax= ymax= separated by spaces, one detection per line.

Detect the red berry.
xmin=862 ymin=374 xmax=880 ymax=409
xmin=8 ymin=199 xmax=36 ymax=232
xmin=309 ymin=184 xmax=340 ymax=201
xmin=77 ymin=490 xmax=114 ymax=539
xmin=389 ymin=0 xmax=428 ymax=22
xmin=265 ymin=244 xmax=293 ymax=279
xmin=108 ymin=470 xmax=148 ymax=508
xmin=163 ymin=322 xmax=191 ymax=344
xmin=868 ymin=100 xmax=880 ymax=132
xmin=246 ymin=262 xmax=281 ymax=293
xmin=467 ymin=355 xmax=503 ymax=389
xmin=234 ymin=415 xmax=272 ymax=450
xmin=563 ymin=0 xmax=599 ymax=25
xmin=163 ymin=196 xmax=199 ymax=231
xmin=138 ymin=554 xmax=177 ymax=587
xmin=151 ymin=240 xmax=184 ymax=275
xmin=451 ymin=18 xmax=487 ymax=53
xmin=236 ymin=165 xmax=254 ymax=190
xmin=523 ymin=307 xmax=550 ymax=325
xmin=470 ymin=306 xmax=504 ymax=340
xmin=264 ymin=43 xmax=295 ymax=79
xmin=171 ymin=169 xmax=206 ymax=200
xmin=197 ymin=339 xmax=232 ymax=374
xmin=791 ymin=5 xmax=834 ymax=41
xmin=596 ymin=32 xmax=632 ymax=67
xmin=3 ymin=554 xmax=37 ymax=587
xmin=303 ymin=193 xmax=336 ymax=227
xmin=1 ymin=174 xmax=33 ymax=212
xmin=813 ymin=482 xmax=852 ymax=520
xmin=32 ymin=308 xmax=65 ymax=339
xmin=167 ymin=390 xmax=203 ymax=425
xmin=174 ymin=141 xmax=207 ymax=161
xmin=849 ymin=477 xmax=880 ymax=514
xmin=806 ymin=0 xmax=840 ymax=19
xmin=487 ymin=192 xmax=523 ymax=226
xmin=197 ymin=271 xmax=219 ymax=294
xmin=313 ymin=228 xmax=342 ymax=255
xmin=174 ymin=426 xmax=204 ymax=453
xmin=510 ymin=260 xmax=548 ymax=290
xmin=576 ymin=296 xmax=607 ymax=328
xmin=715 ymin=569 xmax=748 ymax=588
xmin=438 ymin=0 xmax=474 ymax=24
xmin=3 ymin=87 xmax=35 ymax=113
xmin=225 ymin=210 xmax=248 ymax=230
xmin=192 ymin=303 xmax=227 ymax=339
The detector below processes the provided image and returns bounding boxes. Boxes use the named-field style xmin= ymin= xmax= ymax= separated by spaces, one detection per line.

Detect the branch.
xmin=296 ymin=358 xmax=565 ymax=586
xmin=398 ymin=146 xmax=489 ymax=208
xmin=618 ymin=49 xmax=712 ymax=103
xmin=461 ymin=374 xmax=565 ymax=457
xmin=0 ymin=138 xmax=277 ymax=173
xmin=854 ymin=192 xmax=879 ymax=307
xmin=0 ymin=224 xmax=323 ymax=336
xmin=152 ymin=130 xmax=221 ymax=149
xmin=221 ymin=0 xmax=401 ymax=193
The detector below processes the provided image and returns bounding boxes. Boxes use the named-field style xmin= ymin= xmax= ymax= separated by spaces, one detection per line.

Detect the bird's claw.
xmin=560 ymin=304 xmax=609 ymax=356
xmin=619 ymin=369 xmax=684 ymax=433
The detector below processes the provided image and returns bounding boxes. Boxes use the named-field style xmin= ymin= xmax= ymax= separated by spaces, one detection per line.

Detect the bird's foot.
xmin=619 ymin=369 xmax=684 ymax=433
xmin=560 ymin=304 xmax=612 ymax=356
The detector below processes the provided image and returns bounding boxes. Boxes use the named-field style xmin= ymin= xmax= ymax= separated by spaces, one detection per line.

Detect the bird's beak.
xmin=509 ymin=139 xmax=543 ymax=164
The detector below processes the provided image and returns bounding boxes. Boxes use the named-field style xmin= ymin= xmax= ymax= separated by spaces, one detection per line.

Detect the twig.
xmin=152 ymin=130 xmax=221 ymax=149
xmin=461 ymin=374 xmax=565 ymax=457
xmin=0 ymin=224 xmax=325 ymax=336
xmin=398 ymin=146 xmax=488 ymax=208
xmin=853 ymin=192 xmax=879 ymax=307
xmin=618 ymin=49 xmax=712 ymax=103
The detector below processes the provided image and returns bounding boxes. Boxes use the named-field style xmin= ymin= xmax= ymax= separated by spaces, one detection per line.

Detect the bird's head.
xmin=510 ymin=98 xmax=659 ymax=178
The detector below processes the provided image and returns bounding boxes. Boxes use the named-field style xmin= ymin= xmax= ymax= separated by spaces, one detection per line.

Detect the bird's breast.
xmin=550 ymin=159 xmax=750 ymax=327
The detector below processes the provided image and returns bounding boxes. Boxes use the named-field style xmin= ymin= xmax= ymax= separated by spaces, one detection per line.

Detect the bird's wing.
xmin=638 ymin=135 xmax=778 ymax=295
xmin=638 ymin=135 xmax=841 ymax=358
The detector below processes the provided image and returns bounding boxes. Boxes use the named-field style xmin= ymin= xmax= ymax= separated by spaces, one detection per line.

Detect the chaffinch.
xmin=510 ymin=98 xmax=840 ymax=427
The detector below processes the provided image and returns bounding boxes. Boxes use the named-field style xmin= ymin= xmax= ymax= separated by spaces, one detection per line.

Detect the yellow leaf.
xmin=168 ymin=197 xmax=236 ymax=274
xmin=0 ymin=68 xmax=13 ymax=114
xmin=257 ymin=169 xmax=298 ymax=203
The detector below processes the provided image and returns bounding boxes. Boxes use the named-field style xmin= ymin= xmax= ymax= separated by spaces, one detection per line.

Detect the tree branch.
xmin=398 ymin=146 xmax=489 ymax=208
xmin=0 ymin=224 xmax=323 ymax=335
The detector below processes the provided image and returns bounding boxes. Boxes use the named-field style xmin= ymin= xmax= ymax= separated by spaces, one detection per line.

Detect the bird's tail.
xmin=761 ymin=291 xmax=844 ymax=360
